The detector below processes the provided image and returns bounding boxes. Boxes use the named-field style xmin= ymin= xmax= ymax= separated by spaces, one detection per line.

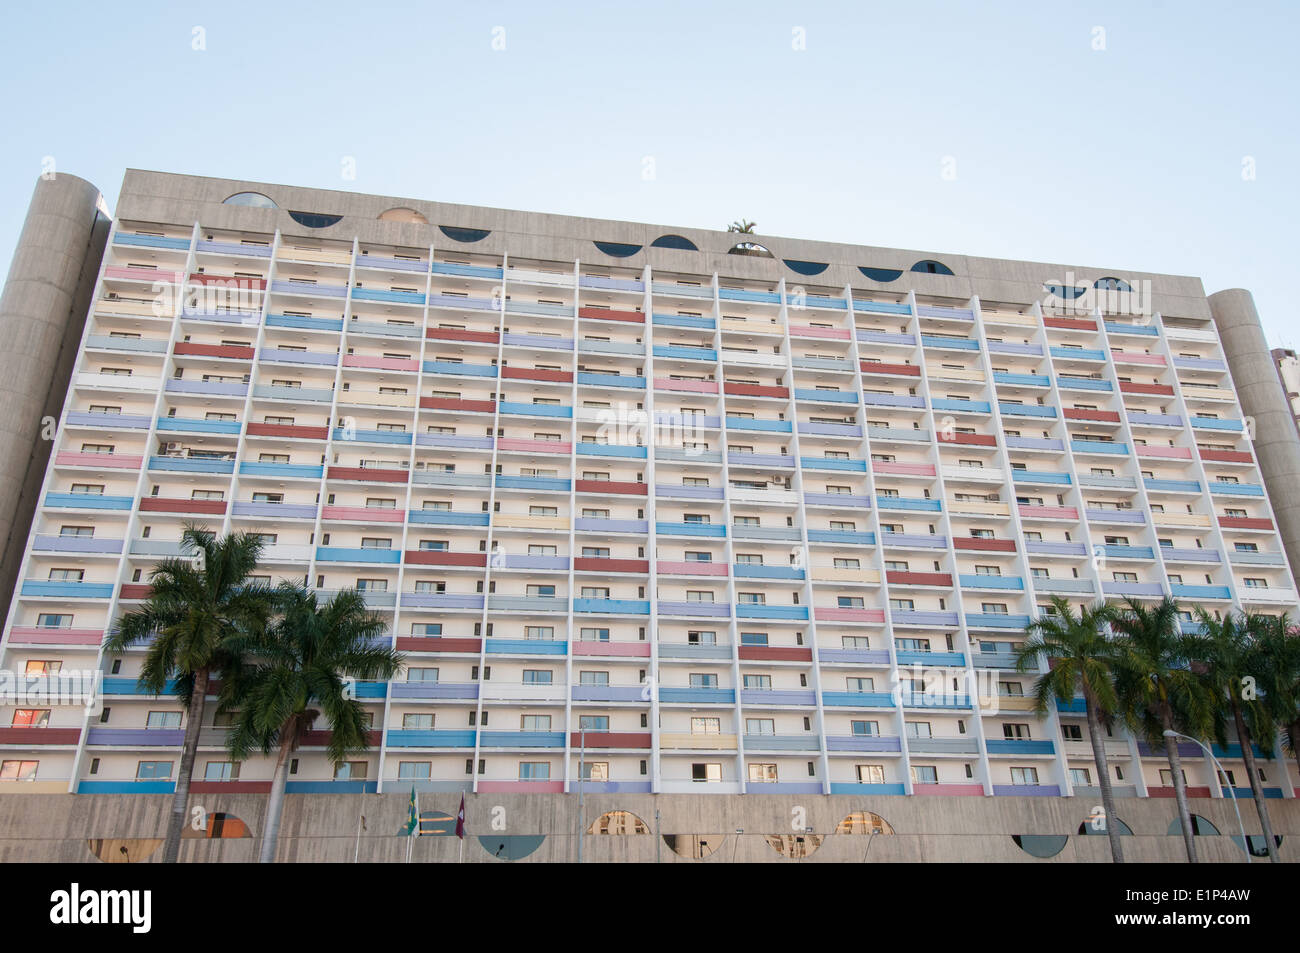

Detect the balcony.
xmin=33 ymin=535 xmax=123 ymax=555
xmin=965 ymin=613 xmax=1031 ymax=629
xmin=659 ymin=732 xmax=738 ymax=749
xmin=658 ymin=688 xmax=736 ymax=705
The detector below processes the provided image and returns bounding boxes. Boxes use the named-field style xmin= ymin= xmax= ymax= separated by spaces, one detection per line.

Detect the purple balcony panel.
xmin=728 ymin=453 xmax=795 ymax=467
xmin=502 ymin=332 xmax=574 ymax=351
xmin=799 ymin=422 xmax=864 ymax=437
xmin=658 ymin=601 xmax=731 ymax=617
xmin=883 ymin=533 xmax=948 ymax=549
xmin=1162 ymin=547 xmax=1220 ymax=563
xmin=861 ymin=393 xmax=926 ymax=408
xmin=826 ymin=735 xmax=903 ymax=753
xmin=1086 ymin=509 xmax=1145 ymax=523
xmin=502 ymin=555 xmax=570 ymax=570
xmin=993 ymin=785 xmax=1062 ymax=797
xmin=892 ymin=610 xmax=961 ymax=627
xmin=1128 ymin=412 xmax=1183 ymax=427
xmin=165 ymin=380 xmax=248 ymax=396
xmin=986 ymin=341 xmax=1044 ymax=356
xmin=575 ymin=518 xmax=647 ymax=534
xmin=1102 ymin=581 xmax=1164 ymax=597
xmin=656 ymin=412 xmax=721 ymax=428
xmin=66 ymin=411 xmax=152 ymax=429
xmin=33 ymin=535 xmax=123 ymax=554
xmin=741 ymin=690 xmax=817 ymax=706
xmin=856 ymin=330 xmax=916 ymax=346
xmin=391 ymin=682 xmax=479 ymax=700
xmin=232 ymin=501 xmax=319 ymax=519
xmin=571 ymin=686 xmax=645 ymax=703
xmin=804 ymin=492 xmax=870 ymax=507
xmin=86 ymin=728 xmax=185 ymax=746
xmin=1025 ymin=541 xmax=1088 ymax=556
xmin=1005 ymin=436 xmax=1064 ymax=451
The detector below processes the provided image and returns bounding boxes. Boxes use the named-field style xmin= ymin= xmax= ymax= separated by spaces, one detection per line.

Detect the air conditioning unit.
xmin=161 ymin=442 xmax=182 ymax=453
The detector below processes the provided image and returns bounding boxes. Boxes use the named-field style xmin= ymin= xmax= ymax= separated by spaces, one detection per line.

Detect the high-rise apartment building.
xmin=1 ymin=169 xmax=1298 ymax=810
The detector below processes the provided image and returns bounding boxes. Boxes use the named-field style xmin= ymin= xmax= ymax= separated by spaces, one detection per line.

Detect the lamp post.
xmin=1163 ymin=729 xmax=1250 ymax=863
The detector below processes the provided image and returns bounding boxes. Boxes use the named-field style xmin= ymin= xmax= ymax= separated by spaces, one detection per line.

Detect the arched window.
xmin=728 ymin=241 xmax=773 ymax=258
xmin=784 ymin=259 xmax=829 ymax=276
xmin=223 ymin=191 xmax=277 ymax=209
xmin=651 ymin=234 xmax=699 ymax=251
xmin=593 ymin=240 xmax=642 ymax=258
xmin=911 ymin=259 xmax=954 ymax=275
xmin=1094 ymin=276 xmax=1133 ymax=292
xmin=379 ymin=207 xmax=429 ymax=224
xmin=835 ymin=811 xmax=895 ymax=835
xmin=287 ymin=211 xmax=342 ymax=229
xmin=859 ymin=266 xmax=903 ymax=282
xmin=1045 ymin=283 xmax=1088 ymax=300
xmin=1011 ymin=834 xmax=1069 ymax=858
xmin=587 ymin=810 xmax=651 ymax=834
xmin=439 ymin=225 xmax=491 ymax=243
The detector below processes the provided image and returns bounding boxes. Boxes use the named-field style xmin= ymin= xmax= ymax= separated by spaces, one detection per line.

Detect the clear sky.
xmin=2 ymin=0 xmax=1297 ymax=343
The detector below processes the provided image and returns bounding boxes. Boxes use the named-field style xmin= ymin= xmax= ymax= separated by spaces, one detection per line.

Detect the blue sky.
xmin=2 ymin=0 xmax=1297 ymax=343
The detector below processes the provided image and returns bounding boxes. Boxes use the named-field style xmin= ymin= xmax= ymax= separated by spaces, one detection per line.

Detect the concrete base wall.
xmin=0 ymin=792 xmax=1292 ymax=862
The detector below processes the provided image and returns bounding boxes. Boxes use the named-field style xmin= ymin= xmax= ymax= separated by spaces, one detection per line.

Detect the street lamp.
xmin=1163 ymin=729 xmax=1250 ymax=863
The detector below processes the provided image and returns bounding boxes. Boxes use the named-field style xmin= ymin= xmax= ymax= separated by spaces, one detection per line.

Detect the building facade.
xmin=1 ymin=169 xmax=1298 ymax=808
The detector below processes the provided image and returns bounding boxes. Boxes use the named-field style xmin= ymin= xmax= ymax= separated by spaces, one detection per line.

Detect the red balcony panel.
xmin=574 ymin=557 xmax=649 ymax=574
xmin=420 ymin=397 xmax=496 ymax=414
xmin=1043 ymin=317 xmax=1096 ymax=331
xmin=395 ymin=636 xmax=483 ymax=654
xmin=246 ymin=422 xmax=329 ymax=440
xmin=575 ymin=480 xmax=647 ymax=496
xmin=1218 ymin=516 xmax=1273 ymax=530
xmin=173 ymin=342 xmax=255 ymax=360
xmin=886 ymin=571 xmax=953 ymax=587
xmin=501 ymin=366 xmax=573 ymax=383
xmin=403 ymin=551 xmax=487 ymax=567
xmin=139 ymin=497 xmax=227 ymax=515
xmin=188 ymin=273 xmax=266 ymax=291
xmin=953 ymin=537 xmax=1017 ymax=552
xmin=569 ymin=731 xmax=652 ymax=749
xmin=578 ymin=306 xmax=644 ymax=324
xmin=1147 ymin=786 xmax=1213 ymax=799
xmin=300 ymin=730 xmax=382 ymax=748
xmin=343 ymin=354 xmax=419 ymax=372
xmin=321 ymin=505 xmax=404 ymax=523
xmin=7 ymin=626 xmax=103 ymax=645
xmin=937 ymin=432 xmax=996 ymax=447
xmin=327 ymin=466 xmax=409 ymax=484
xmin=1119 ymin=381 xmax=1175 ymax=396
xmin=425 ymin=327 xmax=499 ymax=344
xmin=119 ymin=584 xmax=153 ymax=600
xmin=738 ymin=645 xmax=813 ymax=663
xmin=860 ymin=361 xmax=921 ymax=377
xmin=0 ymin=727 xmax=81 ymax=745
xmin=190 ymin=780 xmax=274 ymax=794
xmin=1064 ymin=408 xmax=1121 ymax=423
xmin=1199 ymin=449 xmax=1253 ymax=463
xmin=723 ymin=381 xmax=789 ymax=399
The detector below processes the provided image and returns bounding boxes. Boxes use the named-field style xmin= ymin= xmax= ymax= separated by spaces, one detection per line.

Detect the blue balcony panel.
xmin=386 ymin=730 xmax=477 ymax=747
xmin=485 ymin=638 xmax=568 ymax=656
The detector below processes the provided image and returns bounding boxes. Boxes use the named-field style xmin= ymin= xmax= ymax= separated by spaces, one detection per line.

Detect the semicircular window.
xmin=1012 ymin=834 xmax=1069 ymax=858
xmin=663 ymin=833 xmax=725 ymax=859
xmin=784 ymin=259 xmax=829 ymax=276
xmin=439 ymin=225 xmax=491 ymax=243
xmin=288 ymin=211 xmax=343 ymax=229
xmin=835 ymin=811 xmax=895 ymax=835
xmin=593 ymin=240 xmax=642 ymax=258
xmin=1234 ymin=834 xmax=1283 ymax=857
xmin=1166 ymin=815 xmax=1220 ymax=836
xmin=765 ymin=833 xmax=823 ymax=859
xmin=911 ymin=259 xmax=954 ymax=276
xmin=1077 ymin=815 xmax=1133 ymax=836
xmin=223 ymin=191 xmax=278 ymax=209
xmin=477 ymin=834 xmax=545 ymax=861
xmin=587 ymin=810 xmax=650 ymax=834
xmin=417 ymin=811 xmax=458 ymax=836
xmin=650 ymin=234 xmax=699 ymax=251
xmin=1094 ymin=276 xmax=1133 ymax=292
xmin=181 ymin=812 xmax=250 ymax=839
xmin=379 ymin=207 xmax=429 ymax=225
xmin=728 ymin=242 xmax=773 ymax=258
xmin=1045 ymin=282 xmax=1088 ymax=300
xmin=860 ymin=266 xmax=903 ymax=282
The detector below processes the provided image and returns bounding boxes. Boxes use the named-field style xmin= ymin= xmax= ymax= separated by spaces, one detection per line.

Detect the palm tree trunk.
xmin=258 ymin=739 xmax=294 ymax=863
xmin=1162 ymin=705 xmax=1198 ymax=863
xmin=161 ymin=667 xmax=208 ymax=863
xmin=1084 ymin=693 xmax=1123 ymax=863
xmin=1232 ymin=702 xmax=1278 ymax=862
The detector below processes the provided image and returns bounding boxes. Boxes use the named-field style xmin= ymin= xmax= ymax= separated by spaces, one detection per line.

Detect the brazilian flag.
xmin=401 ymin=786 xmax=418 ymax=837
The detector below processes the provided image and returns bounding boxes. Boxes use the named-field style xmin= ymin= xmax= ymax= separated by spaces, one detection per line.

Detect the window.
xmin=856 ymin=764 xmax=885 ymax=784
xmin=687 ymin=630 xmax=716 ymax=645
xmin=525 ymin=626 xmax=554 ymax=640
xmin=406 ymin=668 xmax=439 ymax=682
xmin=847 ymin=677 xmax=874 ymax=692
xmin=522 ymin=670 xmax=553 ymax=685
xmin=691 ymin=763 xmax=722 ymax=783
xmin=689 ymin=673 xmax=718 ymax=688
xmin=911 ymin=765 xmax=938 ymax=784
xmin=518 ymin=762 xmax=551 ymax=780
xmin=740 ymin=632 xmax=769 ymax=646
xmin=146 ymin=711 xmax=182 ymax=728
xmin=691 ymin=717 xmax=721 ymax=734
xmin=579 ymin=627 xmax=610 ymax=642
xmin=398 ymin=762 xmax=432 ymax=779
xmin=1070 ymin=768 xmax=1092 ymax=785
xmin=136 ymin=761 xmax=173 ymax=780
xmin=579 ymin=715 xmax=609 ymax=731
xmin=746 ymin=718 xmax=776 ymax=735
xmin=403 ymin=713 xmax=434 ymax=729
xmin=12 ymin=709 xmax=50 ymax=727
xmin=743 ymin=674 xmax=772 ymax=690
xmin=851 ymin=720 xmax=879 ymax=737
xmin=1010 ymin=767 xmax=1039 ymax=785
xmin=521 ymin=715 xmax=552 ymax=732
xmin=747 ymin=763 xmax=778 ymax=782
xmin=578 ymin=671 xmax=609 ymax=686
xmin=905 ymin=722 xmax=932 ymax=739
xmin=0 ymin=760 xmax=39 ymax=781
xmin=204 ymin=761 xmax=240 ymax=781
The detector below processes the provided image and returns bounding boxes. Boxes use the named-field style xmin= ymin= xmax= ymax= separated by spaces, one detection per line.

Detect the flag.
xmin=455 ymin=794 xmax=466 ymax=839
xmin=402 ymin=786 xmax=418 ymax=837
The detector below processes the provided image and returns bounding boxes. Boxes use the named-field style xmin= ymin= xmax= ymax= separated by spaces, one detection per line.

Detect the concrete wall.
xmin=1211 ymin=289 xmax=1300 ymax=582
xmin=0 ymin=791 xmax=1291 ymax=862
xmin=0 ymin=174 xmax=108 ymax=624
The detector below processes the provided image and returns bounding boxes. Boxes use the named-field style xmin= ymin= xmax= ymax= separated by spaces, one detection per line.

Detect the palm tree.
xmin=1195 ymin=608 xmax=1279 ymax=861
xmin=1110 ymin=596 xmax=1217 ymax=863
xmin=1015 ymin=596 xmax=1125 ymax=863
xmin=726 ymin=220 xmax=756 ymax=234
xmin=1252 ymin=612 xmax=1300 ymax=787
xmin=103 ymin=524 xmax=272 ymax=863
xmin=220 ymin=583 xmax=402 ymax=863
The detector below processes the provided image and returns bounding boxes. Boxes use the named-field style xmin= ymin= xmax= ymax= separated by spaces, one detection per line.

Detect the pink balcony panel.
xmin=343 ymin=354 xmax=419 ymax=372
xmin=1137 ymin=445 xmax=1192 ymax=459
xmin=814 ymin=607 xmax=886 ymax=623
xmin=105 ymin=265 xmax=180 ymax=283
xmin=655 ymin=378 xmax=718 ymax=394
xmin=497 ymin=437 xmax=572 ymax=454
xmin=789 ymin=324 xmax=849 ymax=340
xmin=571 ymin=641 xmax=652 ymax=658
xmin=913 ymin=783 xmax=985 ymax=796
xmin=872 ymin=461 xmax=935 ymax=477
xmin=1019 ymin=505 xmax=1078 ymax=520
xmin=8 ymin=627 xmax=103 ymax=645
xmin=55 ymin=452 xmax=142 ymax=469
xmin=657 ymin=560 xmax=730 ymax=576
xmin=1113 ymin=352 xmax=1167 ymax=366
xmin=320 ymin=505 xmax=405 ymax=522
